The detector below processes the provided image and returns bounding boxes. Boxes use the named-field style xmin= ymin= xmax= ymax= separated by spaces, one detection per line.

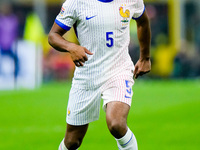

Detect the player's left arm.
xmin=134 ymin=10 xmax=151 ymax=79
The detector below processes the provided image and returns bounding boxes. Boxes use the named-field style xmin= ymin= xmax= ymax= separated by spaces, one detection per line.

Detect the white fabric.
xmin=56 ymin=0 xmax=145 ymax=90
xmin=116 ymin=128 xmax=138 ymax=150
xmin=67 ymin=74 xmax=134 ymax=125
xmin=58 ymin=139 xmax=68 ymax=150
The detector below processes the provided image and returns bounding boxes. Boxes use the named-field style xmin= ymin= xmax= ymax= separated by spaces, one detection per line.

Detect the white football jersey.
xmin=55 ymin=0 xmax=145 ymax=89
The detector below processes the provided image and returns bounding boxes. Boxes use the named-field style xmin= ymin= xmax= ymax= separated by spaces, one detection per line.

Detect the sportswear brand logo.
xmin=86 ymin=15 xmax=97 ymax=20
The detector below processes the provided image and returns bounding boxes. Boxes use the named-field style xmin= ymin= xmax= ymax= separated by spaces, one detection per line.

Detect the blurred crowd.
xmin=0 ymin=0 xmax=200 ymax=82
xmin=0 ymin=2 xmax=19 ymax=78
xmin=0 ymin=1 xmax=75 ymax=83
xmin=130 ymin=1 xmax=200 ymax=79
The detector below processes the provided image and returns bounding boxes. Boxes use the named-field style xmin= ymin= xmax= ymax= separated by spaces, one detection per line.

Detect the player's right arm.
xmin=48 ymin=23 xmax=93 ymax=67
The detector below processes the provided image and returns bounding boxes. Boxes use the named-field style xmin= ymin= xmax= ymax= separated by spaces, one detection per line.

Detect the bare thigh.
xmin=64 ymin=123 xmax=89 ymax=150
xmin=106 ymin=101 xmax=130 ymax=138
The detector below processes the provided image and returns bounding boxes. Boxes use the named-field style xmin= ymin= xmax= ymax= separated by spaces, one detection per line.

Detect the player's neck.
xmin=97 ymin=0 xmax=114 ymax=3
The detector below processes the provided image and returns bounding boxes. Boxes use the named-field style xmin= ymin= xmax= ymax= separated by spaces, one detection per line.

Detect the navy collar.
xmin=98 ymin=0 xmax=113 ymax=3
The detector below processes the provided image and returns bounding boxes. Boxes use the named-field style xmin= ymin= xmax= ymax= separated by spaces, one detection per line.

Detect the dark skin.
xmin=48 ymin=11 xmax=150 ymax=77
xmin=48 ymin=22 xmax=93 ymax=67
xmin=134 ymin=10 xmax=151 ymax=79
xmin=48 ymin=10 xmax=151 ymax=150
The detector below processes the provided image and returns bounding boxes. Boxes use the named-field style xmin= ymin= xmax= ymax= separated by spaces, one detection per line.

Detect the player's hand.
xmin=134 ymin=58 xmax=151 ymax=79
xmin=69 ymin=44 xmax=93 ymax=67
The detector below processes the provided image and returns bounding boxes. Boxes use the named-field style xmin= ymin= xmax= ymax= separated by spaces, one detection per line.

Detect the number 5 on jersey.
xmin=106 ymin=32 xmax=114 ymax=47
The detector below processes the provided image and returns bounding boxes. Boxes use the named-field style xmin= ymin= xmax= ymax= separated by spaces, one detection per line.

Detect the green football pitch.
xmin=0 ymin=80 xmax=199 ymax=150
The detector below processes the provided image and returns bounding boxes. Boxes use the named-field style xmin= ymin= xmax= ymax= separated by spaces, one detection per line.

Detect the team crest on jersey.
xmin=119 ymin=4 xmax=130 ymax=29
xmin=59 ymin=7 xmax=65 ymax=16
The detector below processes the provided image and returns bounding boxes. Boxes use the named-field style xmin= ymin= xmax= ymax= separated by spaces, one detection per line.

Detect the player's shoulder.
xmin=136 ymin=0 xmax=145 ymax=4
xmin=131 ymin=0 xmax=144 ymax=5
xmin=63 ymin=0 xmax=79 ymax=6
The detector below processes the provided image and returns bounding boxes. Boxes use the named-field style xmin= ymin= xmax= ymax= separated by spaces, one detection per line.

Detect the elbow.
xmin=48 ymin=32 xmax=56 ymax=48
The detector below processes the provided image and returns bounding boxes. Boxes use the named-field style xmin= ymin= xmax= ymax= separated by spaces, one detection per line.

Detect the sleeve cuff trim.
xmin=55 ymin=19 xmax=71 ymax=31
xmin=132 ymin=6 xmax=145 ymax=20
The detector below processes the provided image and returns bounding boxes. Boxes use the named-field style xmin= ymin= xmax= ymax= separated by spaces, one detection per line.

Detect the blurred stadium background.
xmin=0 ymin=0 xmax=199 ymax=150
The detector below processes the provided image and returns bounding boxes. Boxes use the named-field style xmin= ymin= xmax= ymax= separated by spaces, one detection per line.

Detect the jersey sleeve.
xmin=132 ymin=0 xmax=145 ymax=20
xmin=55 ymin=0 xmax=77 ymax=31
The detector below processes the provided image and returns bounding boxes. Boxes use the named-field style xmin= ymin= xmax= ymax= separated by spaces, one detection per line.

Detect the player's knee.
xmin=65 ymin=138 xmax=81 ymax=150
xmin=107 ymin=118 xmax=127 ymax=138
